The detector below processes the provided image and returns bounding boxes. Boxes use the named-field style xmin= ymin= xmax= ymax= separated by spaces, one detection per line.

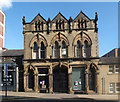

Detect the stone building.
xmin=23 ymin=11 xmax=100 ymax=94
xmin=98 ymin=48 xmax=120 ymax=94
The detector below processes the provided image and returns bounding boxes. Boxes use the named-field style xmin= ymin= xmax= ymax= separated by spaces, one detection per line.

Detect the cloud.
xmin=0 ymin=0 xmax=12 ymax=9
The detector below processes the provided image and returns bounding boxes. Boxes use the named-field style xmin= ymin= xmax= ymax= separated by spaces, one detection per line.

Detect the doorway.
xmin=53 ymin=65 xmax=68 ymax=93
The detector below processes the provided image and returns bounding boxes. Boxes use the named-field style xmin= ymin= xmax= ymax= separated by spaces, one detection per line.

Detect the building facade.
xmin=0 ymin=49 xmax=24 ymax=92
xmin=0 ymin=9 xmax=5 ymax=50
xmin=23 ymin=11 xmax=100 ymax=94
xmin=98 ymin=48 xmax=120 ymax=94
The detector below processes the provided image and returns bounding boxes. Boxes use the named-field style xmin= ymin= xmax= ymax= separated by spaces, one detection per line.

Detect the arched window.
xmin=88 ymin=67 xmax=95 ymax=91
xmin=54 ymin=41 xmax=60 ymax=58
xmin=76 ymin=40 xmax=82 ymax=57
xmin=40 ymin=42 xmax=46 ymax=59
xmin=83 ymin=40 xmax=91 ymax=57
xmin=33 ymin=42 xmax=38 ymax=51
xmin=33 ymin=42 xmax=38 ymax=59
xmin=61 ymin=41 xmax=68 ymax=58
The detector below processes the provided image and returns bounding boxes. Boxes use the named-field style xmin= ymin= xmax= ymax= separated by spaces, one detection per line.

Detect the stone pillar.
xmin=49 ymin=65 xmax=53 ymax=93
xmin=34 ymin=74 xmax=38 ymax=92
xmin=68 ymin=66 xmax=73 ymax=94
xmin=24 ymin=73 xmax=28 ymax=91
xmin=96 ymin=71 xmax=99 ymax=94
xmin=85 ymin=70 xmax=89 ymax=93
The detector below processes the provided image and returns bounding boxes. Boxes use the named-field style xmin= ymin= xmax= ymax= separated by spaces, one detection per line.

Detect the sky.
xmin=1 ymin=2 xmax=118 ymax=57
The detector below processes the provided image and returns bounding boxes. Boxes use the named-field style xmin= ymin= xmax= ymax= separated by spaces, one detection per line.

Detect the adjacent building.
xmin=98 ymin=48 xmax=119 ymax=94
xmin=0 ymin=9 xmax=5 ymax=50
xmin=0 ymin=49 xmax=24 ymax=92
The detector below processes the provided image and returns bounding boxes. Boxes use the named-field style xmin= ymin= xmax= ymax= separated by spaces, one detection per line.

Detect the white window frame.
xmin=109 ymin=65 xmax=114 ymax=74
xmin=115 ymin=65 xmax=119 ymax=73
xmin=109 ymin=83 xmax=115 ymax=93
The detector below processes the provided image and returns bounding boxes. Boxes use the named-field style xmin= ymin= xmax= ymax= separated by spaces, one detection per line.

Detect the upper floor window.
xmin=33 ymin=42 xmax=39 ymax=59
xmin=76 ymin=40 xmax=82 ymax=58
xmin=61 ymin=41 xmax=68 ymax=58
xmin=33 ymin=42 xmax=38 ymax=52
xmin=115 ymin=65 xmax=119 ymax=73
xmin=109 ymin=65 xmax=114 ymax=73
xmin=54 ymin=41 xmax=60 ymax=58
xmin=40 ymin=42 xmax=46 ymax=59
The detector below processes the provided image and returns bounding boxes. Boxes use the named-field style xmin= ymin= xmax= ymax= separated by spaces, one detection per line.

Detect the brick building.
xmin=0 ymin=9 xmax=5 ymax=50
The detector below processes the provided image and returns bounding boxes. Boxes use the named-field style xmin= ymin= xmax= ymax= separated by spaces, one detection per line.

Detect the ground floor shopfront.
xmin=24 ymin=60 xmax=99 ymax=94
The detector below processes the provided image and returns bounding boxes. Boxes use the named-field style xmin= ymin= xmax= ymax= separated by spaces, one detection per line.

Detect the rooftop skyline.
xmin=2 ymin=2 xmax=118 ymax=57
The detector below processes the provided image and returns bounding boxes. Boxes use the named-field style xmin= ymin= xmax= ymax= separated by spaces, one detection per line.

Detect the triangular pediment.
xmin=52 ymin=12 xmax=68 ymax=23
xmin=31 ymin=13 xmax=47 ymax=24
xmin=73 ymin=11 xmax=91 ymax=22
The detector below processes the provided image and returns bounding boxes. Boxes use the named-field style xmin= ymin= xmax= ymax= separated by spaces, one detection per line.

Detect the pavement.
xmin=0 ymin=91 xmax=119 ymax=101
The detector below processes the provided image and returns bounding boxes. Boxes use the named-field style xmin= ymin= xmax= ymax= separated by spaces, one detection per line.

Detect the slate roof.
xmin=99 ymin=57 xmax=119 ymax=65
xmin=0 ymin=49 xmax=24 ymax=57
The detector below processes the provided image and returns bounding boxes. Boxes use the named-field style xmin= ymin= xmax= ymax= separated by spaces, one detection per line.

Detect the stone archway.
xmin=53 ymin=65 xmax=68 ymax=93
xmin=28 ymin=68 xmax=34 ymax=90
xmin=87 ymin=63 xmax=99 ymax=93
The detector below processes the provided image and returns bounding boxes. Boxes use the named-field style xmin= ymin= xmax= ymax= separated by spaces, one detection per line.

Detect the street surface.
xmin=0 ymin=91 xmax=119 ymax=102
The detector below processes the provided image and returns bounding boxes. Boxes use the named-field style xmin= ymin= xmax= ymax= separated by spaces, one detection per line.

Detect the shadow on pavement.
xmin=1 ymin=96 xmax=118 ymax=102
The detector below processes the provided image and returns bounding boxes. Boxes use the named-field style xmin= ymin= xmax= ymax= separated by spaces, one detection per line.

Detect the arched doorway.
xmin=53 ymin=65 xmax=68 ymax=93
xmin=88 ymin=65 xmax=96 ymax=91
xmin=28 ymin=68 xmax=34 ymax=90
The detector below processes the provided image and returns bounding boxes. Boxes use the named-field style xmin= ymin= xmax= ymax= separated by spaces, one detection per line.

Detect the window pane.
xmin=109 ymin=65 xmax=114 ymax=73
xmin=115 ymin=65 xmax=119 ymax=73
xmin=109 ymin=83 xmax=115 ymax=93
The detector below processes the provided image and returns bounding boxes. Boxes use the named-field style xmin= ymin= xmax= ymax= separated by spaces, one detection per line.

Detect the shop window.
xmin=109 ymin=65 xmax=114 ymax=73
xmin=33 ymin=42 xmax=39 ymax=59
xmin=76 ymin=40 xmax=82 ymax=58
xmin=116 ymin=83 xmax=120 ymax=93
xmin=54 ymin=41 xmax=60 ymax=58
xmin=61 ymin=41 xmax=67 ymax=58
xmin=38 ymin=68 xmax=49 ymax=90
xmin=109 ymin=83 xmax=115 ymax=93
xmin=115 ymin=65 xmax=119 ymax=73
xmin=40 ymin=42 xmax=46 ymax=59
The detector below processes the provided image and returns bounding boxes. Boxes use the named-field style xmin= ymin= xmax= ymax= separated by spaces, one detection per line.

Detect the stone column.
xmin=95 ymin=71 xmax=99 ymax=94
xmin=49 ymin=65 xmax=53 ymax=93
xmin=85 ymin=70 xmax=89 ymax=93
xmin=68 ymin=66 xmax=73 ymax=94
xmin=34 ymin=74 xmax=38 ymax=92
xmin=24 ymin=73 xmax=28 ymax=91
